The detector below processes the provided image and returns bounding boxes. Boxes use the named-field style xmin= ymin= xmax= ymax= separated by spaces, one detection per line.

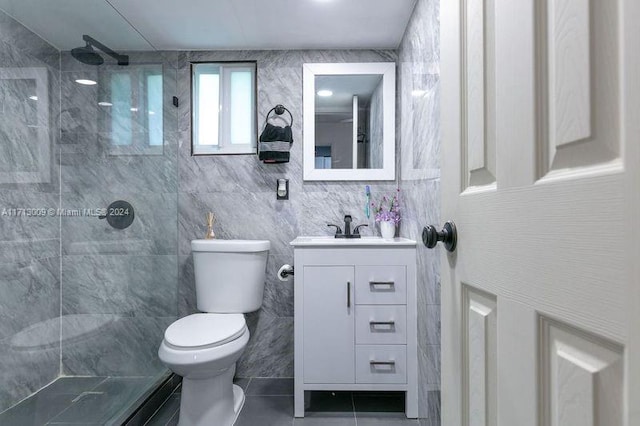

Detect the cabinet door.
xmin=303 ymin=266 xmax=355 ymax=383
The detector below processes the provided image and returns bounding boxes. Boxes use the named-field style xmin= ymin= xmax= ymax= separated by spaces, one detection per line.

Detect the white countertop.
xmin=290 ymin=236 xmax=417 ymax=247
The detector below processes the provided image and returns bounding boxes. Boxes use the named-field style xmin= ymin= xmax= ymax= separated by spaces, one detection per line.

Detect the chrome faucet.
xmin=327 ymin=215 xmax=368 ymax=239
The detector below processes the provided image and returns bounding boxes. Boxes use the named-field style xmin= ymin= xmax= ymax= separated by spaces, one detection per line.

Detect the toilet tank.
xmin=191 ymin=239 xmax=270 ymax=313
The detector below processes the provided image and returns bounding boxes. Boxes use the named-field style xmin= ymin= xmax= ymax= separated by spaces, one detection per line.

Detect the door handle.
xmin=347 ymin=281 xmax=351 ymax=308
xmin=422 ymin=221 xmax=457 ymax=252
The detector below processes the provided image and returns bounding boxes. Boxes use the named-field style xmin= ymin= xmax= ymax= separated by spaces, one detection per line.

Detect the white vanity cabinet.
xmin=291 ymin=237 xmax=418 ymax=418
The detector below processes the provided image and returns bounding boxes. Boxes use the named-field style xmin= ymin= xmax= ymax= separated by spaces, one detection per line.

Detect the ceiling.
xmin=0 ymin=0 xmax=417 ymax=51
xmin=315 ymin=74 xmax=383 ymax=114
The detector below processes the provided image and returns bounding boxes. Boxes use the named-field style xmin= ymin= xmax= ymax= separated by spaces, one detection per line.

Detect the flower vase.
xmin=380 ymin=220 xmax=396 ymax=240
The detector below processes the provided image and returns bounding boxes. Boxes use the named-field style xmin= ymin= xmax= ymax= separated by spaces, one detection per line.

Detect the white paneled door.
xmin=439 ymin=0 xmax=639 ymax=425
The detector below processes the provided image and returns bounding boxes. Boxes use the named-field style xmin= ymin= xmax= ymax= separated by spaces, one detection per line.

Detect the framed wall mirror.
xmin=303 ymin=62 xmax=395 ymax=181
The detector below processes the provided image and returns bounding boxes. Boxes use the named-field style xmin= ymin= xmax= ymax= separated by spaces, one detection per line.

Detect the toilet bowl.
xmin=159 ymin=313 xmax=250 ymax=426
xmin=158 ymin=239 xmax=269 ymax=426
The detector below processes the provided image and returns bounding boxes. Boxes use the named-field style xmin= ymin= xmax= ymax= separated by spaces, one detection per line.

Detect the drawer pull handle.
xmin=369 ymin=281 xmax=395 ymax=291
xmin=370 ymin=321 xmax=396 ymax=327
xmin=370 ymin=361 xmax=396 ymax=366
xmin=369 ymin=320 xmax=396 ymax=333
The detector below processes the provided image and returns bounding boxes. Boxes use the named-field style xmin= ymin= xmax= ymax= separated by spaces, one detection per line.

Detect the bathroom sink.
xmin=290 ymin=236 xmax=416 ymax=247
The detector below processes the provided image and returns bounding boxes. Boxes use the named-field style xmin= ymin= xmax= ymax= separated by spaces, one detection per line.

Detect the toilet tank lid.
xmin=191 ymin=239 xmax=270 ymax=252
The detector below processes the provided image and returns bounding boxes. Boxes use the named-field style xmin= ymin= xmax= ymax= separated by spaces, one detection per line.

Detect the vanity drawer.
xmin=355 ymin=345 xmax=407 ymax=384
xmin=355 ymin=305 xmax=407 ymax=345
xmin=355 ymin=266 xmax=406 ymax=305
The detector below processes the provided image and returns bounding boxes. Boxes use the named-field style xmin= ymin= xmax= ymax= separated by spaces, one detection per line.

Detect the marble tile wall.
xmin=174 ymin=50 xmax=399 ymax=378
xmin=0 ymin=10 xmax=61 ymax=412
xmin=58 ymin=51 xmax=180 ymax=377
xmin=397 ymin=0 xmax=441 ymax=420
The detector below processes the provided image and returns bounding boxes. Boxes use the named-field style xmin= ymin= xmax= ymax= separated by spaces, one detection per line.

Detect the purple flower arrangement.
xmin=372 ymin=189 xmax=401 ymax=224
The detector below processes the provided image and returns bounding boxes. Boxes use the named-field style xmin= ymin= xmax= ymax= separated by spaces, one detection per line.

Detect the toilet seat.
xmin=164 ymin=313 xmax=246 ymax=349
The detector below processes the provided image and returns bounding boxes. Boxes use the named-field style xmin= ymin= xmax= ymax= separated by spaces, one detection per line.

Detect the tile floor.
xmin=0 ymin=376 xmax=158 ymax=425
xmin=146 ymin=378 xmax=440 ymax=426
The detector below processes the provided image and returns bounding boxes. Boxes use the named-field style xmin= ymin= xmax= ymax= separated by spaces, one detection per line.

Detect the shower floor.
xmin=0 ymin=375 xmax=164 ymax=425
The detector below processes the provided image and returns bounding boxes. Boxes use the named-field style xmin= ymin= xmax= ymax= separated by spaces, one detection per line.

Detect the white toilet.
xmin=158 ymin=239 xmax=270 ymax=426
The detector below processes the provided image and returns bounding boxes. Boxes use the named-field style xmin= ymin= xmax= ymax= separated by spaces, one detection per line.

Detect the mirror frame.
xmin=302 ymin=62 xmax=396 ymax=181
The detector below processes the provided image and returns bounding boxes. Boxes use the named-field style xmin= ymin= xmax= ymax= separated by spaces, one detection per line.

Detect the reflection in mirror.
xmin=314 ymin=74 xmax=383 ymax=170
xmin=0 ymin=67 xmax=50 ymax=183
xmin=303 ymin=62 xmax=395 ymax=181
xmin=97 ymin=64 xmax=164 ymax=155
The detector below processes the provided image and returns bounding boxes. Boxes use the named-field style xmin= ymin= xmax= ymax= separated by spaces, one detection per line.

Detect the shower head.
xmin=71 ymin=43 xmax=104 ymax=66
xmin=71 ymin=35 xmax=129 ymax=66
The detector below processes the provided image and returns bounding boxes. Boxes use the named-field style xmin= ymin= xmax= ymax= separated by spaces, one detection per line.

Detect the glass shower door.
xmin=57 ymin=50 xmax=179 ymax=422
xmin=0 ymin=1 xmax=179 ymax=422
